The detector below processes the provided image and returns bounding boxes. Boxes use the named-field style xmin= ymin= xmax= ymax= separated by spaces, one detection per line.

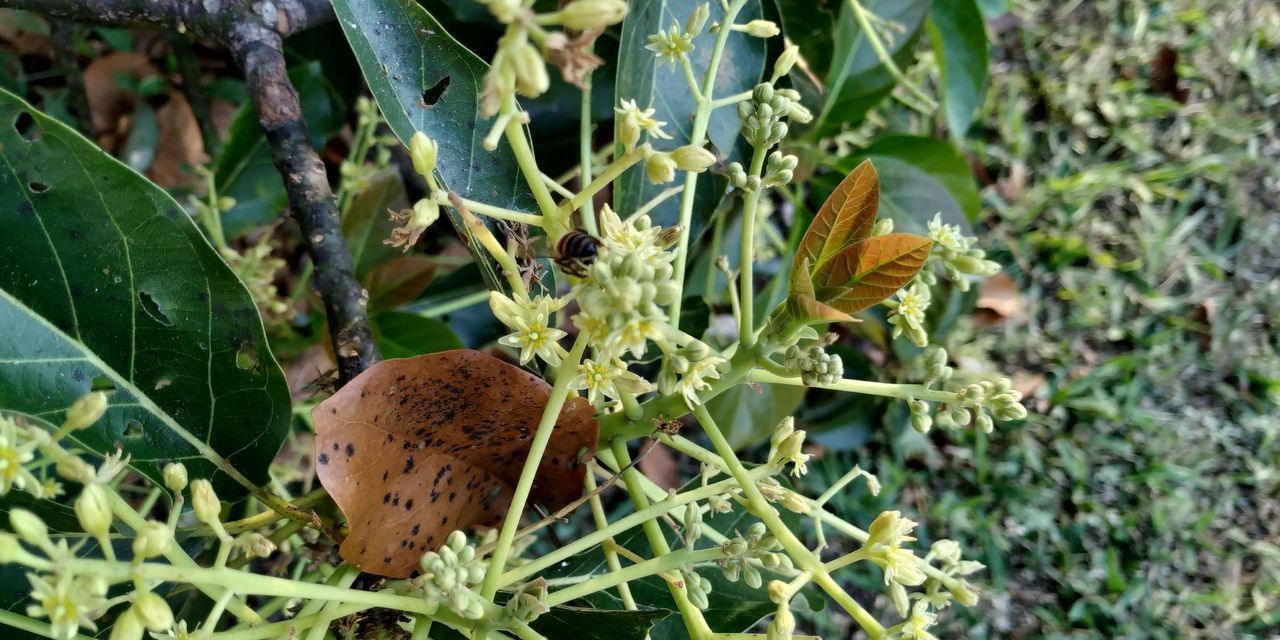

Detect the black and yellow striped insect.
xmin=554 ymin=230 xmax=600 ymax=278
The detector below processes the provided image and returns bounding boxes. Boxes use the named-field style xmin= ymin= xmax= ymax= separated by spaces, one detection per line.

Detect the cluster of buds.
xmin=735 ymin=83 xmax=811 ymax=152
xmin=919 ymin=346 xmax=953 ymax=389
xmin=783 ymin=342 xmax=844 ymax=386
xmin=763 ymin=151 xmax=799 ymax=188
xmin=916 ymin=539 xmax=983 ymax=611
xmin=943 ymin=379 xmax=1028 ymax=432
xmin=923 ymin=214 xmax=1001 ymax=291
xmin=417 ymin=531 xmax=489 ymax=620
xmin=756 ymin=477 xmax=810 ymax=513
xmin=682 ymin=501 xmax=705 ymax=546
xmin=479 ymin=0 xmax=627 ymax=117
xmin=680 ymin=566 xmax=714 ymax=610
xmin=717 ymin=523 xmax=791 ymax=589
xmin=386 ymin=132 xmax=444 ymax=252
xmin=767 ymin=417 xmax=810 ymax=477
xmin=574 ymin=207 xmax=680 ymax=359
xmin=657 ymin=340 xmax=730 ymax=408
xmin=220 ymin=239 xmax=289 ymax=322
xmin=884 ymin=282 xmax=932 ymax=347
xmin=504 ymin=578 xmax=549 ymax=624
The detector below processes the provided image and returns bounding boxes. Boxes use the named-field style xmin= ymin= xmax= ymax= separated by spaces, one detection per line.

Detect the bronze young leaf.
xmin=812 ymin=233 xmax=933 ymax=313
xmin=791 ymin=159 xmax=880 ymax=284
xmin=312 ymin=350 xmax=598 ymax=578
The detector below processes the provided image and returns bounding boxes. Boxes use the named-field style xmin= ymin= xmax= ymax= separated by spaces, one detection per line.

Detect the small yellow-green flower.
xmin=927 ymin=214 xmax=969 ymax=254
xmin=865 ymin=511 xmax=927 ymax=588
xmin=572 ymin=358 xmax=654 ymax=406
xmin=0 ymin=416 xmax=39 ymax=497
xmin=490 ymin=293 xmax=569 ymax=366
xmin=894 ymin=601 xmax=939 ymax=640
xmin=615 ymin=100 xmax=672 ymax=149
xmin=645 ymin=20 xmax=694 ymax=68
xmin=26 ymin=573 xmax=104 ymax=640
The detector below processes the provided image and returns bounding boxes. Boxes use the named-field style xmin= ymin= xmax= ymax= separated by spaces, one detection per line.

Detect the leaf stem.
xmin=456 ymin=196 xmax=544 ymax=227
xmin=737 ymin=147 xmax=768 ymax=346
xmin=559 ymin=145 xmax=650 ymax=218
xmin=503 ymin=114 xmax=563 ymax=234
xmin=480 ymin=333 xmax=589 ymax=598
xmin=846 ymin=0 xmax=937 ymax=111
xmin=746 ymin=369 xmax=960 ymax=403
xmin=670 ymin=0 xmax=751 ymax=327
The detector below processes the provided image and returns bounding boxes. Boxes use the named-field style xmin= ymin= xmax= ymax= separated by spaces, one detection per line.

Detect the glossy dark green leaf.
xmin=614 ymin=0 xmax=766 ymax=229
xmin=707 ymin=380 xmax=807 ymax=450
xmin=0 ymin=90 xmax=291 ymax=498
xmin=775 ymin=0 xmax=841 ymax=81
xmin=331 ymin=0 xmax=539 ymax=296
xmin=927 ymin=0 xmax=988 ymax=138
xmin=813 ymin=0 xmax=930 ymax=135
xmin=213 ymin=62 xmax=345 ymax=238
xmin=372 ymin=312 xmax=462 ymax=359
xmin=532 ymin=606 xmax=671 ymax=640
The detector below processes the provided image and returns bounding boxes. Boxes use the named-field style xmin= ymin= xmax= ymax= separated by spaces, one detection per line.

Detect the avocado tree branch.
xmin=0 ymin=0 xmax=380 ymax=384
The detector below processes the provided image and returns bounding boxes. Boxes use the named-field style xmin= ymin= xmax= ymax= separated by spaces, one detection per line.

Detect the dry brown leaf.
xmin=84 ymin=52 xmax=157 ymax=145
xmin=975 ymin=273 xmax=1024 ymax=325
xmin=148 ymin=91 xmax=207 ymax=189
xmin=312 ymin=350 xmax=598 ymax=578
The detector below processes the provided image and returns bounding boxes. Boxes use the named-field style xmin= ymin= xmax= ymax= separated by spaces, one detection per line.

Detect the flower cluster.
xmin=885 ymin=282 xmax=932 ymax=347
xmin=657 ymin=340 xmax=729 ymax=408
xmin=416 ymin=531 xmax=489 ymax=620
xmin=716 ymin=523 xmax=791 ymax=589
xmin=924 ymin=214 xmax=1001 ymax=291
xmin=863 ymin=511 xmax=927 ymax=617
xmin=782 ymin=342 xmax=845 ymax=386
xmin=767 ymin=417 xmax=810 ymax=477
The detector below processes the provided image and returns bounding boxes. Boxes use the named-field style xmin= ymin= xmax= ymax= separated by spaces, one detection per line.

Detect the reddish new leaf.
xmin=812 ymin=233 xmax=933 ymax=313
xmin=312 ymin=350 xmax=597 ymax=578
xmin=792 ymin=159 xmax=880 ymax=283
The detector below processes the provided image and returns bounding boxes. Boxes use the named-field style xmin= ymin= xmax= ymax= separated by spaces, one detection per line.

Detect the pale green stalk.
xmin=691 ymin=404 xmax=886 ymax=638
xmin=560 ymin=145 xmax=649 ymax=216
xmin=303 ymin=564 xmax=358 ymax=640
xmin=480 ymin=334 xmax=589 ymax=598
xmin=504 ymin=116 xmax=563 ymax=234
xmin=545 ymin=548 xmax=722 ymax=607
xmin=579 ymin=60 xmax=599 ymax=236
xmin=220 ymin=603 xmax=367 ymax=640
xmin=737 ymin=145 xmax=769 ymax=346
xmin=747 ymin=369 xmax=961 ymax=403
xmin=670 ymin=0 xmax=752 ymax=327
xmin=457 ymin=197 xmax=544 ymax=226
xmin=584 ymin=468 xmax=637 ymax=609
xmin=410 ymin=289 xmax=490 ymax=318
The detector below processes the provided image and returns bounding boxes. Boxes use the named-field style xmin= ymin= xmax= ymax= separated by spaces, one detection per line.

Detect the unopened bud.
xmin=190 ymin=479 xmax=221 ymax=526
xmin=56 ymin=456 xmax=95 ymax=483
xmin=676 ymin=1 xmax=705 ymax=34
xmin=559 ymin=0 xmax=628 ymax=30
xmin=65 ymin=392 xmax=108 ymax=431
xmin=767 ymin=607 xmax=795 ymax=640
xmin=872 ymin=218 xmax=895 ymax=236
xmin=409 ymin=132 xmax=438 ymax=180
xmin=950 ymin=579 xmax=981 ymax=606
xmin=889 ymin=582 xmax=910 ymax=618
xmin=738 ymin=19 xmax=780 ymax=38
xmin=109 ymin=608 xmax=145 ymax=640
xmin=671 ymin=145 xmax=717 ymax=172
xmin=512 ymin=44 xmax=550 ymax=97
xmin=9 ymin=509 xmax=49 ymax=549
xmin=163 ymin=462 xmax=188 ymax=493
xmin=767 ymin=580 xmax=789 ymax=604
xmin=0 ymin=533 xmax=21 ymax=563
xmin=772 ymin=44 xmax=799 ymax=81
xmin=132 ymin=521 xmax=172 ymax=559
xmin=646 ymin=152 xmax=678 ymax=184
xmin=75 ymin=484 xmax=114 ymax=538
xmin=411 ymin=198 xmax=440 ymax=228
xmin=133 ymin=591 xmax=174 ymax=632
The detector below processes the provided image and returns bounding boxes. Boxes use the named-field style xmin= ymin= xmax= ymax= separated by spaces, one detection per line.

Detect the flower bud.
xmin=512 ymin=44 xmax=549 ymax=97
xmin=671 ymin=145 xmax=717 ymax=172
xmin=75 ymin=484 xmax=114 ymax=538
xmin=777 ymin=490 xmax=810 ymax=514
xmin=872 ymin=218 xmax=895 ymax=236
xmin=767 ymin=580 xmax=789 ymax=604
xmin=163 ymin=462 xmax=188 ymax=493
xmin=559 ymin=0 xmax=628 ymax=30
xmin=64 ymin=392 xmax=108 ymax=431
xmin=109 ymin=607 xmax=145 ymax=640
xmin=786 ymin=101 xmax=813 ymax=124
xmin=889 ymin=582 xmax=910 ymax=618
xmin=411 ymin=198 xmax=440 ymax=228
xmin=190 ymin=479 xmax=221 ymax=526
xmin=10 ymin=508 xmax=49 ymax=549
xmin=133 ymin=591 xmax=174 ymax=632
xmin=772 ymin=44 xmax=799 ymax=81
xmin=56 ymin=456 xmax=95 ymax=483
xmin=646 ymin=152 xmax=678 ymax=184
xmin=0 ymin=533 xmax=21 ymax=563
xmin=239 ymin=532 xmax=277 ymax=559
xmin=132 ymin=521 xmax=172 ymax=559
xmin=949 ymin=579 xmax=981 ymax=606
xmin=740 ymin=19 xmax=780 ymax=38
xmin=409 ymin=132 xmax=438 ymax=180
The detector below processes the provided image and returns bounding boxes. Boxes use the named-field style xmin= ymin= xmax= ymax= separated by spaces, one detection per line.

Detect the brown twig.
xmin=0 ymin=0 xmax=380 ymax=384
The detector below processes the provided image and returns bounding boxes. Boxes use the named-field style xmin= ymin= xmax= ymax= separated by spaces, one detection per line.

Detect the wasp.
xmin=554 ymin=230 xmax=600 ymax=278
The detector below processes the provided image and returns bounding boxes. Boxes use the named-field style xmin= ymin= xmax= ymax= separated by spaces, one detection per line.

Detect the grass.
xmin=803 ymin=0 xmax=1280 ymax=637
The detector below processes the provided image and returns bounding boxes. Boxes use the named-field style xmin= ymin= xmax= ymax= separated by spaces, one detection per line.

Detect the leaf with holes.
xmin=811 ymin=233 xmax=933 ymax=313
xmin=0 ymin=90 xmax=291 ymax=499
xmin=312 ymin=350 xmax=598 ymax=578
xmin=791 ymin=159 xmax=879 ymax=285
xmin=332 ymin=0 xmax=545 ymax=297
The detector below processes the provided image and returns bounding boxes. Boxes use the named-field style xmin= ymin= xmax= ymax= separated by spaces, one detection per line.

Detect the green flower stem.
xmin=815 ymin=464 xmax=869 ymax=507
xmin=545 ymin=547 xmax=723 ymax=608
xmin=504 ymin=116 xmax=563 ymax=234
xmin=746 ymin=369 xmax=961 ymax=403
xmin=411 ymin=289 xmax=490 ymax=318
xmin=584 ymin=467 xmax=638 ymax=609
xmin=737 ymin=146 xmax=769 ymax=347
xmin=558 ymin=145 xmax=649 ymax=217
xmin=457 ymin=197 xmax=545 ymax=227
xmin=500 ymin=468 xmax=765 ymax=586
xmin=220 ymin=603 xmax=368 ymax=640
xmin=461 ymin=205 xmax=528 ymax=297
xmin=611 ymin=439 xmax=716 ymax=640
xmin=104 ymin=487 xmax=263 ymax=625
xmin=846 ymin=0 xmax=937 ymax=111
xmin=480 ymin=333 xmax=590 ymax=599
xmin=823 ymin=548 xmax=870 ymax=574
xmin=691 ymin=404 xmax=886 ymax=638
xmin=579 ymin=57 xmax=599 ymax=236
xmin=411 ymin=615 xmax=434 ymax=640
xmin=680 ymin=56 xmax=705 ymax=102
xmin=303 ymin=564 xmax=358 ymax=640
xmin=709 ymin=90 xmax=753 ymax=109
xmin=0 ymin=608 xmax=95 ymax=640
xmin=669 ymin=0 xmax=751 ymax=327
xmin=598 ymin=344 xmax=759 ymax=442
